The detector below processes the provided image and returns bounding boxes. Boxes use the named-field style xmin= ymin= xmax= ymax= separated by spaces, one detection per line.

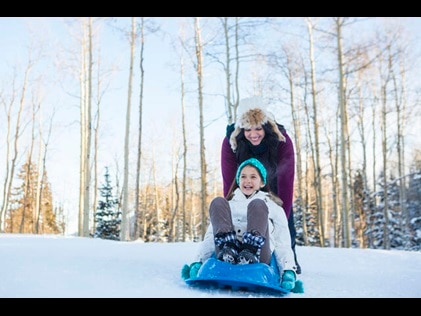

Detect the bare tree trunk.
xmin=134 ymin=17 xmax=145 ymax=240
xmin=355 ymin=85 xmax=369 ymax=248
xmin=141 ymin=179 xmax=150 ymax=241
xmin=78 ymin=17 xmax=93 ymax=237
xmin=20 ymin=155 xmax=32 ymax=233
xmin=233 ymin=18 xmax=240 ymax=118
xmin=91 ymin=49 xmax=102 ymax=235
xmin=168 ymin=151 xmax=180 ymax=242
xmin=78 ymin=38 xmax=86 ymax=236
xmin=179 ymin=52 xmax=188 ymax=241
xmin=345 ymin=99 xmax=355 ymax=238
xmin=302 ymin=71 xmax=318 ymax=244
xmin=220 ymin=17 xmax=241 ymax=123
xmin=381 ymin=80 xmax=390 ymax=249
xmin=335 ymin=17 xmax=351 ymax=247
xmin=36 ymin=110 xmax=54 ymax=233
xmin=194 ymin=17 xmax=208 ymax=239
xmin=291 ymin=88 xmax=308 ymax=246
xmin=356 ymin=85 xmax=369 ymax=198
xmin=34 ymin=101 xmax=43 ymax=234
xmin=393 ymin=54 xmax=409 ymax=243
xmin=221 ymin=17 xmax=233 ymax=123
xmin=365 ymin=84 xmax=378 ymax=248
xmin=18 ymin=98 xmax=36 ymax=233
xmin=334 ymin=109 xmax=341 ymax=247
xmin=324 ymin=117 xmax=341 ymax=247
xmin=84 ymin=17 xmax=93 ymax=236
xmin=380 ymin=46 xmax=393 ymax=250
xmin=371 ymin=93 xmax=377 ymax=198
xmin=92 ymin=77 xmax=99 ymax=235
xmin=306 ymin=18 xmax=325 ymax=246
xmin=151 ymin=145 xmax=161 ymax=240
xmin=121 ymin=17 xmax=136 ymax=241
xmin=399 ymin=64 xmax=409 ymax=242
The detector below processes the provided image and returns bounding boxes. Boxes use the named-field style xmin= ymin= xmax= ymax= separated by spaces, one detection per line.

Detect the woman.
xmin=221 ymin=97 xmax=301 ymax=274
xmin=182 ymin=158 xmax=297 ymax=290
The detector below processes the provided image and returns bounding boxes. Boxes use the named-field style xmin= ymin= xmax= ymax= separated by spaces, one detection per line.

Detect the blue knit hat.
xmin=236 ymin=158 xmax=267 ymax=185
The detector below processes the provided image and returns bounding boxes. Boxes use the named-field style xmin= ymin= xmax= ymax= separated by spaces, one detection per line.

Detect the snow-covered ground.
xmin=1 ymin=233 xmax=420 ymax=298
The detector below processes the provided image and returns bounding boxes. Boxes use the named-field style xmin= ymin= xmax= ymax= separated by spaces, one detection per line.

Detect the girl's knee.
xmin=209 ymin=197 xmax=230 ymax=217
xmin=211 ymin=196 xmax=229 ymax=208
xmin=248 ymin=199 xmax=268 ymax=214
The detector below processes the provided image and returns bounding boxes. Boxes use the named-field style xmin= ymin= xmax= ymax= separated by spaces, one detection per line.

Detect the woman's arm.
xmin=221 ymin=137 xmax=238 ymax=198
xmin=276 ymin=130 xmax=295 ymax=218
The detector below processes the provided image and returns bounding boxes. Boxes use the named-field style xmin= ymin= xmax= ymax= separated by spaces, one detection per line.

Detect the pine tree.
xmin=353 ymin=170 xmax=369 ymax=248
xmin=369 ymin=171 xmax=406 ymax=250
xmin=407 ymin=157 xmax=421 ymax=251
xmin=94 ymin=167 xmax=121 ymax=241
xmin=367 ymin=171 xmax=388 ymax=249
xmin=6 ymin=160 xmax=61 ymax=234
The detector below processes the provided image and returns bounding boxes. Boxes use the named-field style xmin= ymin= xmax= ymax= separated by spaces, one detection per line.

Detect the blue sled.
xmin=185 ymin=255 xmax=290 ymax=296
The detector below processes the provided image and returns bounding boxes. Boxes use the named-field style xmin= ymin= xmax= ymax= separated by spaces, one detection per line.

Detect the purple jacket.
xmin=220 ymin=130 xmax=295 ymax=219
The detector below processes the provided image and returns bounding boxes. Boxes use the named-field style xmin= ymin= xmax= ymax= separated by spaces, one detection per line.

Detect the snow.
xmin=1 ymin=234 xmax=420 ymax=298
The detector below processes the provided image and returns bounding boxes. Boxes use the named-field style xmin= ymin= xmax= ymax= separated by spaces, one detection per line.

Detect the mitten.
xmin=281 ymin=270 xmax=296 ymax=290
xmin=181 ymin=262 xmax=202 ymax=280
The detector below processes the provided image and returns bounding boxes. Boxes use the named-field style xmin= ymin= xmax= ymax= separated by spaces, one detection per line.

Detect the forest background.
xmin=0 ymin=17 xmax=420 ymax=252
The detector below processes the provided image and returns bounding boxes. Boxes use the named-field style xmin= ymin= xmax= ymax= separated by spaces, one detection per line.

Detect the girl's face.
xmin=244 ymin=125 xmax=265 ymax=146
xmin=238 ymin=165 xmax=264 ymax=196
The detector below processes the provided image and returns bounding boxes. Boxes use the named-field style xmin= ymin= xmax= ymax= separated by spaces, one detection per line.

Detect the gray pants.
xmin=208 ymin=196 xmax=271 ymax=264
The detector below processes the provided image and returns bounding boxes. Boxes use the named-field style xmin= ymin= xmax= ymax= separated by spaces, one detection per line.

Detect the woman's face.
xmin=238 ymin=165 xmax=264 ymax=195
xmin=244 ymin=125 xmax=265 ymax=146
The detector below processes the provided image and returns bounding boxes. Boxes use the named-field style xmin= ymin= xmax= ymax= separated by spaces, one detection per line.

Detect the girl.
xmin=185 ymin=158 xmax=297 ymax=290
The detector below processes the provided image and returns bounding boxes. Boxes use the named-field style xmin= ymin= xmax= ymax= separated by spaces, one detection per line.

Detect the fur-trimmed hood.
xmin=230 ymin=97 xmax=285 ymax=152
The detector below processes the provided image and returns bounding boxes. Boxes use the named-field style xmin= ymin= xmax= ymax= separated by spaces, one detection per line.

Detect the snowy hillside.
xmin=1 ymin=234 xmax=420 ymax=298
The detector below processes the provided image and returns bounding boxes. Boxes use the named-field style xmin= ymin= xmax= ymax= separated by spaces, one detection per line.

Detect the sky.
xmin=1 ymin=233 xmax=420 ymax=298
xmin=1 ymin=17 xmax=421 ymax=235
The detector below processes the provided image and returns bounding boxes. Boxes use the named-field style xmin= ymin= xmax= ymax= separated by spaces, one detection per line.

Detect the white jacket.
xmin=196 ymin=189 xmax=296 ymax=274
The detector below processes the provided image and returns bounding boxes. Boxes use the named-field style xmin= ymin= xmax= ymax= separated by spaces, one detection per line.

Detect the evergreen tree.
xmin=369 ymin=171 xmax=406 ymax=250
xmin=6 ymin=160 xmax=61 ymax=234
xmin=352 ymin=170 xmax=369 ymax=248
xmin=94 ymin=167 xmax=121 ymax=241
xmin=387 ymin=174 xmax=405 ymax=250
xmin=406 ymin=158 xmax=421 ymax=251
xmin=293 ymin=197 xmax=306 ymax=247
xmin=368 ymin=171 xmax=389 ymax=249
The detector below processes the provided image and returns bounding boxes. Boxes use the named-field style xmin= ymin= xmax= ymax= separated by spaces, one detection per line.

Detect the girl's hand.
xmin=281 ymin=270 xmax=296 ymax=290
xmin=181 ymin=262 xmax=202 ymax=280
